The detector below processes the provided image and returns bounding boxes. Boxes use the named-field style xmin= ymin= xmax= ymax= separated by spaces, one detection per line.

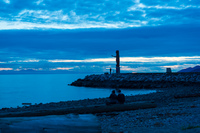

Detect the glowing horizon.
xmin=48 ymin=56 xmax=200 ymax=63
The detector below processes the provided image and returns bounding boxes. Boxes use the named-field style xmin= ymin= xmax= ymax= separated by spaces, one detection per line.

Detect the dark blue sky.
xmin=0 ymin=0 xmax=200 ymax=73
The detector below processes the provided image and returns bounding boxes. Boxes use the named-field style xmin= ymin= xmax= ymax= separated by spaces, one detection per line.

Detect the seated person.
xmin=117 ymin=90 xmax=125 ymax=104
xmin=106 ymin=90 xmax=118 ymax=105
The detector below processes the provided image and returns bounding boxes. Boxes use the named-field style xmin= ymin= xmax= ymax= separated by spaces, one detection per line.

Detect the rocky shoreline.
xmin=70 ymin=73 xmax=200 ymax=89
xmin=0 ymin=86 xmax=200 ymax=132
xmin=1 ymin=73 xmax=200 ymax=132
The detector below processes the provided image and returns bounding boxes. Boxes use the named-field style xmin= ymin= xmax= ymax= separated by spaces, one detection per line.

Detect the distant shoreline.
xmin=1 ymin=71 xmax=200 ymax=75
xmin=0 ymin=71 xmax=94 ymax=75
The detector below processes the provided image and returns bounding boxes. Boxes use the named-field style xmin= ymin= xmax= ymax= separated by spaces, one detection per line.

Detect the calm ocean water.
xmin=0 ymin=74 xmax=156 ymax=108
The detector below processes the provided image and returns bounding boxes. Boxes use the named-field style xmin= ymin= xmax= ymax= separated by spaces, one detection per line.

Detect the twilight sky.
xmin=0 ymin=0 xmax=200 ymax=73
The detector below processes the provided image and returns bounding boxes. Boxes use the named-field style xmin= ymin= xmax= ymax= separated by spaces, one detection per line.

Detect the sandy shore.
xmin=0 ymin=85 xmax=200 ymax=132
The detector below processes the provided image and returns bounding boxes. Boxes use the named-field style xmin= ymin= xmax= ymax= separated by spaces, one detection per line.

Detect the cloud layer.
xmin=0 ymin=0 xmax=200 ymax=73
xmin=0 ymin=0 xmax=200 ymax=29
xmin=1 ymin=55 xmax=200 ymax=73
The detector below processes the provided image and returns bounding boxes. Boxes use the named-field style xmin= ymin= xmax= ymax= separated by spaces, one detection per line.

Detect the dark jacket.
xmin=109 ymin=93 xmax=117 ymax=101
xmin=117 ymin=93 xmax=125 ymax=104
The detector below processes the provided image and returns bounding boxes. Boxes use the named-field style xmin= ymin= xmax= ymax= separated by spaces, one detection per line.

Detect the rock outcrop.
xmin=70 ymin=73 xmax=200 ymax=89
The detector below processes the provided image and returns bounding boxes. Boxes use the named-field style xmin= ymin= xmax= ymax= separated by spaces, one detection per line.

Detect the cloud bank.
xmin=0 ymin=0 xmax=200 ymax=73
xmin=0 ymin=0 xmax=200 ymax=29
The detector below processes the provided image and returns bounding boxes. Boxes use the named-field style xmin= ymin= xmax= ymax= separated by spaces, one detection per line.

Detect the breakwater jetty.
xmin=70 ymin=73 xmax=200 ymax=89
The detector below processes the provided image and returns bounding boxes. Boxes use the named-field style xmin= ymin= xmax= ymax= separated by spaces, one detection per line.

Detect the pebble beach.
xmin=0 ymin=86 xmax=199 ymax=132
xmin=0 ymin=73 xmax=200 ymax=132
xmin=98 ymin=86 xmax=200 ymax=133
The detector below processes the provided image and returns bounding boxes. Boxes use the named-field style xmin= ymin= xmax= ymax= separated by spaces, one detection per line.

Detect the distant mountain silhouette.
xmin=178 ymin=65 xmax=200 ymax=72
xmin=0 ymin=69 xmax=72 ymax=74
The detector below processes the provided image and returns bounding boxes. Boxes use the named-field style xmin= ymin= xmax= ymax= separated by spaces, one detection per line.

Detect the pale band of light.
xmin=48 ymin=56 xmax=200 ymax=63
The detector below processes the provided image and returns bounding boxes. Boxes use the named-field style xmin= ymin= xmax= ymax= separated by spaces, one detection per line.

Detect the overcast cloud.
xmin=0 ymin=0 xmax=200 ymax=73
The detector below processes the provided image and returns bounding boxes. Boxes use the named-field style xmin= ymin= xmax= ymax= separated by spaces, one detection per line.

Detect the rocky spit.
xmin=70 ymin=73 xmax=200 ymax=89
xmin=1 ymin=73 xmax=200 ymax=132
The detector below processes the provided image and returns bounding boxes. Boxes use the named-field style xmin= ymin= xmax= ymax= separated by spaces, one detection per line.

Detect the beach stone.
xmin=1 ymin=73 xmax=200 ymax=133
xmin=70 ymin=73 xmax=200 ymax=89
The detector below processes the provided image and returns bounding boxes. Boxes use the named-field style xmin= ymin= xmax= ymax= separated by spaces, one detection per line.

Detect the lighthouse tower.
xmin=116 ymin=50 xmax=120 ymax=74
xmin=112 ymin=50 xmax=120 ymax=74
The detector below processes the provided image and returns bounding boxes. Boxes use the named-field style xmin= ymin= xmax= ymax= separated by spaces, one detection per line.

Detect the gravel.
xmin=97 ymin=86 xmax=200 ymax=133
xmin=0 ymin=85 xmax=200 ymax=133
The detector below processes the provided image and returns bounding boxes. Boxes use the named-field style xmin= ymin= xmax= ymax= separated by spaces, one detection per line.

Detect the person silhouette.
xmin=106 ymin=90 xmax=118 ymax=105
xmin=117 ymin=90 xmax=125 ymax=104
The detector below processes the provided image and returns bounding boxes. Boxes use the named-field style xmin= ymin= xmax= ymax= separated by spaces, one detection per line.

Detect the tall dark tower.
xmin=116 ymin=50 xmax=120 ymax=74
xmin=112 ymin=50 xmax=120 ymax=74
